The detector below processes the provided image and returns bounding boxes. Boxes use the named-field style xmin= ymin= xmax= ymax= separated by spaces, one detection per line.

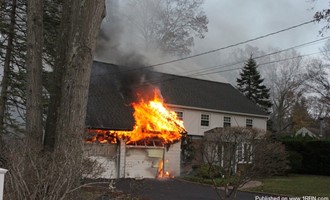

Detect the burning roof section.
xmin=85 ymin=87 xmax=186 ymax=145
xmin=85 ymin=61 xmax=268 ymax=144
xmin=85 ymin=61 xmax=186 ymax=145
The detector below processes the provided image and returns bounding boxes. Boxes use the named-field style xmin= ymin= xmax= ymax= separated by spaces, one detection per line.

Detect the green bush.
xmin=280 ymin=139 xmax=330 ymax=175
xmin=196 ymin=164 xmax=223 ymax=179
xmin=287 ymin=151 xmax=303 ymax=172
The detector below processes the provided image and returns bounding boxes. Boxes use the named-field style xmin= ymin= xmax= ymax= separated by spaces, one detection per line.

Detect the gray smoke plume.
xmin=95 ymin=0 xmax=156 ymax=101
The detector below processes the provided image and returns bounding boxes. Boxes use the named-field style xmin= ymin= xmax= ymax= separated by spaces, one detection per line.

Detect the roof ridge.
xmin=93 ymin=60 xmax=231 ymax=86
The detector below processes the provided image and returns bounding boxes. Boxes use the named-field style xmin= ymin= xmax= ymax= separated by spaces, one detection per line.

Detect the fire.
xmin=85 ymin=88 xmax=185 ymax=145
xmin=157 ymin=159 xmax=174 ymax=178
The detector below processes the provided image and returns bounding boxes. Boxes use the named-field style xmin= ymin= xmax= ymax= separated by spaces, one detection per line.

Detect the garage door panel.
xmin=125 ymin=148 xmax=163 ymax=178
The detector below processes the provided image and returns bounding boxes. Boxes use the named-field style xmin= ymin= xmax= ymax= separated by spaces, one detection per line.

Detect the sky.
xmin=194 ymin=0 xmax=329 ymax=55
xmin=97 ymin=0 xmax=330 ymax=84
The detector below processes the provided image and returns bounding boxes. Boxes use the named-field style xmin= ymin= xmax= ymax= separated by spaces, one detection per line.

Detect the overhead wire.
xmin=90 ymin=19 xmax=325 ymax=87
xmin=123 ymin=19 xmax=316 ymax=73
xmin=179 ymin=36 xmax=330 ymax=77
xmin=134 ymin=49 xmax=328 ymax=88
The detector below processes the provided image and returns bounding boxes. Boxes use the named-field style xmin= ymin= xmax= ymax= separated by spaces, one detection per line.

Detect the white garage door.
xmin=125 ymin=147 xmax=164 ymax=179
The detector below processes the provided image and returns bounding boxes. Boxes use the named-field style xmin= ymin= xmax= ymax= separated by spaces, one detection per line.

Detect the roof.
xmin=85 ymin=61 xmax=268 ymax=130
xmin=295 ymin=127 xmax=320 ymax=138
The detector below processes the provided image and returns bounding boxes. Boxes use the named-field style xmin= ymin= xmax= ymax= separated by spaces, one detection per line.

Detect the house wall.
xmin=171 ymin=106 xmax=267 ymax=136
xmin=84 ymin=143 xmax=118 ymax=179
xmin=84 ymin=140 xmax=182 ymax=179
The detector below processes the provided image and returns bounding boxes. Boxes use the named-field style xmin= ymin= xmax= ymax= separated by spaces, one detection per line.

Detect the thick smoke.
xmin=95 ymin=0 xmax=229 ymax=101
xmin=95 ymin=0 xmax=156 ymax=101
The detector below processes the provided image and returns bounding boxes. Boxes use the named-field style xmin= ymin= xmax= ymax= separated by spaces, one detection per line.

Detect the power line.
xmin=91 ymin=36 xmax=329 ymax=84
xmin=185 ymin=36 xmax=330 ymax=77
xmin=150 ymin=20 xmax=315 ymax=67
xmin=137 ymin=50 xmax=327 ymax=87
xmin=94 ymin=20 xmax=315 ymax=75
xmin=188 ymin=51 xmax=326 ymax=77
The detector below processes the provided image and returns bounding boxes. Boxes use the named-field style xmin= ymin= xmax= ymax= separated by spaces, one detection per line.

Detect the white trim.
xmin=201 ymin=113 xmax=210 ymax=127
xmin=168 ymin=104 xmax=269 ymax=119
xmin=0 ymin=168 xmax=7 ymax=200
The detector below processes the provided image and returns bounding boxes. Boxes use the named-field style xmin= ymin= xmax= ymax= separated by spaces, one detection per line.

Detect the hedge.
xmin=280 ymin=139 xmax=330 ymax=175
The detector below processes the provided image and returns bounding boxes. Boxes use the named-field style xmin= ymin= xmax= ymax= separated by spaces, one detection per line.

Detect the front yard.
xmin=245 ymin=174 xmax=330 ymax=197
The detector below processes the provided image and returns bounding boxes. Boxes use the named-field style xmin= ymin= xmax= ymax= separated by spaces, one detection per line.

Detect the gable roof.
xmin=86 ymin=61 xmax=268 ymax=130
xmin=295 ymin=127 xmax=320 ymax=138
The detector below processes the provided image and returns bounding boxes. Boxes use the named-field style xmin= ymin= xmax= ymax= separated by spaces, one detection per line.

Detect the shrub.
xmin=280 ymin=139 xmax=330 ymax=175
xmin=196 ymin=164 xmax=223 ymax=179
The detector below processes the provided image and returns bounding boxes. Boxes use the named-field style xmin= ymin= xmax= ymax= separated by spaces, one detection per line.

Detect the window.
xmin=201 ymin=114 xmax=210 ymax=126
xmin=175 ymin=111 xmax=183 ymax=120
xmin=246 ymin=119 xmax=253 ymax=128
xmin=237 ymin=143 xmax=253 ymax=163
xmin=223 ymin=117 xmax=231 ymax=127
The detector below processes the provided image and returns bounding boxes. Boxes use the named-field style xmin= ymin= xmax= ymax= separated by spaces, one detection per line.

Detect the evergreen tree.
xmin=236 ymin=55 xmax=272 ymax=113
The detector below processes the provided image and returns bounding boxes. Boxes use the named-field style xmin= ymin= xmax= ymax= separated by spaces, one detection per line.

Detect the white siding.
xmin=171 ymin=106 xmax=268 ymax=136
xmin=164 ymin=142 xmax=181 ymax=177
xmin=83 ymin=143 xmax=118 ymax=179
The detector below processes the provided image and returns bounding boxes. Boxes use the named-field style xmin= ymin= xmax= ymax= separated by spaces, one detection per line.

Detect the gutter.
xmin=167 ymin=104 xmax=269 ymax=119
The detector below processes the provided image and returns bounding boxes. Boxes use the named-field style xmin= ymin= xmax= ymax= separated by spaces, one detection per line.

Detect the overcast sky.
xmin=97 ymin=0 xmax=330 ymax=83
xmin=194 ymin=0 xmax=329 ymax=55
xmin=158 ymin=0 xmax=330 ymax=83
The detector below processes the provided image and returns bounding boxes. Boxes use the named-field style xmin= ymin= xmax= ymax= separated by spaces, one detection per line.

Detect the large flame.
xmin=85 ymin=88 xmax=185 ymax=145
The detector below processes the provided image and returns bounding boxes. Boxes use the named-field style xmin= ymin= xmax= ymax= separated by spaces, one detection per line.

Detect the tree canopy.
xmin=124 ymin=0 xmax=208 ymax=56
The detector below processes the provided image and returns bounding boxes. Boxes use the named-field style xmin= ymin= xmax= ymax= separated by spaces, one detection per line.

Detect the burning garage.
xmin=84 ymin=61 xmax=268 ymax=179
xmin=84 ymin=61 xmax=186 ymax=179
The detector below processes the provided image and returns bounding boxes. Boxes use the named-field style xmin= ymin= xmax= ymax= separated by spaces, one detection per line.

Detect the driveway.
xmin=114 ymin=178 xmax=275 ymax=200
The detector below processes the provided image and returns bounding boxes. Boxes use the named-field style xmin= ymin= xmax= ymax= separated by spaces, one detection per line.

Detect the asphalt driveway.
xmin=114 ymin=178 xmax=274 ymax=200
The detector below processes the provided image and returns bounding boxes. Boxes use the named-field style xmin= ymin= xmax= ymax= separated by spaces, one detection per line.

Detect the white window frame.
xmin=246 ymin=118 xmax=253 ymax=128
xmin=237 ymin=143 xmax=253 ymax=164
xmin=201 ymin=114 xmax=210 ymax=127
xmin=175 ymin=111 xmax=183 ymax=120
xmin=223 ymin=116 xmax=231 ymax=127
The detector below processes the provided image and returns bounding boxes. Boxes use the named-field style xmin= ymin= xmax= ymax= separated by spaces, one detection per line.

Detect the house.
xmin=295 ymin=127 xmax=320 ymax=138
xmin=84 ymin=61 xmax=268 ymax=179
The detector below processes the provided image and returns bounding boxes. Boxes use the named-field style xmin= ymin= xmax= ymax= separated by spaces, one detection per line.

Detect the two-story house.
xmin=84 ymin=61 xmax=268 ymax=179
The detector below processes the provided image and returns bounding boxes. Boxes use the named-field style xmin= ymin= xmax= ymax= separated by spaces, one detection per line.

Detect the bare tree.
xmin=306 ymin=61 xmax=330 ymax=106
xmin=124 ymin=0 xmax=208 ymax=56
xmin=0 ymin=0 xmax=17 ymax=133
xmin=314 ymin=2 xmax=330 ymax=35
xmin=263 ymin=50 xmax=306 ymax=134
xmin=201 ymin=127 xmax=288 ymax=200
xmin=1 ymin=0 xmax=106 ymax=199
xmin=305 ymin=57 xmax=330 ymax=136
xmin=2 ymin=139 xmax=105 ymax=200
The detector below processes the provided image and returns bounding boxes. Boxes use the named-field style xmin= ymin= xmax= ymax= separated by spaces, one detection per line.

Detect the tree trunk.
xmin=0 ymin=0 xmax=16 ymax=133
xmin=55 ymin=0 xmax=105 ymax=149
xmin=43 ymin=0 xmax=70 ymax=150
xmin=53 ymin=1 xmax=105 ymax=197
xmin=25 ymin=0 xmax=43 ymax=143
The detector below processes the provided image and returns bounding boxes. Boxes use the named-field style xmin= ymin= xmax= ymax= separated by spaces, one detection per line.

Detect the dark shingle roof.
xmin=85 ymin=61 xmax=268 ymax=130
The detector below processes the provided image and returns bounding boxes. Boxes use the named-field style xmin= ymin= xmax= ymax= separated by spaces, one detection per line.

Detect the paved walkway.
xmin=114 ymin=178 xmax=268 ymax=200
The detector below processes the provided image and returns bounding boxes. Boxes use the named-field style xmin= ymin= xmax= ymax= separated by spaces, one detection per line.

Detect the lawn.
xmin=245 ymin=174 xmax=330 ymax=197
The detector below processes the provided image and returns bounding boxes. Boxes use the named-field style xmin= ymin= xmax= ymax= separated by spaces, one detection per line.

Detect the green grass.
xmin=246 ymin=174 xmax=330 ymax=197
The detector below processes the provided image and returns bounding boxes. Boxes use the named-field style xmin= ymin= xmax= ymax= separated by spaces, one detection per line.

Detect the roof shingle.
xmin=85 ymin=61 xmax=268 ymax=130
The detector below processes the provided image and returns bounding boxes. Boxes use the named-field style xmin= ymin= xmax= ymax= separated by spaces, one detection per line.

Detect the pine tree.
xmin=236 ymin=55 xmax=272 ymax=113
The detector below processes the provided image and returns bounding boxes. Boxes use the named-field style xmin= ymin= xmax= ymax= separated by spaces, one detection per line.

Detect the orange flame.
xmin=85 ymin=88 xmax=185 ymax=145
xmin=157 ymin=160 xmax=173 ymax=178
